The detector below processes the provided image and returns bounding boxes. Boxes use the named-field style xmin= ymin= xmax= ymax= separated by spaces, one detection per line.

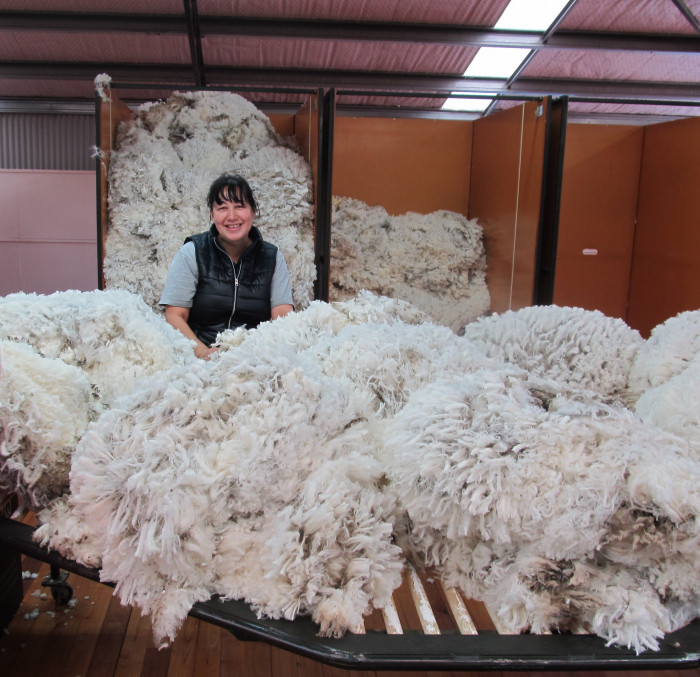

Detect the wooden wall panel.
xmin=469 ymin=101 xmax=546 ymax=313
xmin=332 ymin=117 xmax=472 ymax=216
xmin=553 ymin=124 xmax=643 ymax=320
xmin=628 ymin=116 xmax=700 ymax=337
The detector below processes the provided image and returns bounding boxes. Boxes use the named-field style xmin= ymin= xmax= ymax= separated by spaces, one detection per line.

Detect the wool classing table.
xmin=1 ymin=514 xmax=699 ymax=672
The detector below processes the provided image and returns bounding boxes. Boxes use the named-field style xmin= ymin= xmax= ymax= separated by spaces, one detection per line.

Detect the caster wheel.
xmin=42 ymin=570 xmax=73 ymax=605
xmin=51 ymin=582 xmax=73 ymax=605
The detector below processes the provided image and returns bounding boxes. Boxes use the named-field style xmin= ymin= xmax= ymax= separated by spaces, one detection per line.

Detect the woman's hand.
xmin=165 ymin=305 xmax=215 ymax=359
xmin=195 ymin=344 xmax=219 ymax=360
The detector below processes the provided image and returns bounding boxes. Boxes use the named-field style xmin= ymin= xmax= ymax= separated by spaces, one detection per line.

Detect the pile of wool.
xmin=630 ymin=310 xmax=700 ymax=453
xmin=36 ymin=341 xmax=404 ymax=647
xmin=25 ymin=291 xmax=700 ymax=651
xmin=384 ymin=367 xmax=700 ymax=653
xmin=462 ymin=305 xmax=644 ymax=406
xmin=0 ymin=341 xmax=97 ymax=508
xmin=214 ymin=290 xmax=431 ymax=356
xmin=0 ymin=289 xmax=197 ymax=406
xmin=105 ymin=90 xmax=316 ymax=310
xmin=217 ymin=291 xmax=497 ymax=418
xmin=330 ymin=196 xmax=490 ymax=333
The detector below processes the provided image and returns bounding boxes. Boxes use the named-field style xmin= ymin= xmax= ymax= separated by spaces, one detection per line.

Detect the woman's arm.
xmin=164 ymin=305 xmax=217 ymax=359
xmin=271 ymin=303 xmax=294 ymax=321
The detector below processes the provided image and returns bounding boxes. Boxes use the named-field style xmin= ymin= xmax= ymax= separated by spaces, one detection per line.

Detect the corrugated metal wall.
xmin=0 ymin=113 xmax=95 ymax=170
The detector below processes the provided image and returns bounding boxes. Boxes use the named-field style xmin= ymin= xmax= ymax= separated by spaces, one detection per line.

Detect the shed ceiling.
xmin=1 ymin=0 xmax=700 ymax=123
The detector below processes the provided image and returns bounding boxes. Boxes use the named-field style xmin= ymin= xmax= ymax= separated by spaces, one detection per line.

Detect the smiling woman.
xmin=160 ymin=174 xmax=295 ymax=359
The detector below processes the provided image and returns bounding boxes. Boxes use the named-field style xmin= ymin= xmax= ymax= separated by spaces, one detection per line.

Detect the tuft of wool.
xmin=0 ymin=289 xmax=197 ymax=406
xmin=628 ymin=310 xmax=700 ymax=395
xmin=0 ymin=341 xmax=97 ymax=508
xmin=93 ymin=73 xmax=112 ymax=101
xmin=384 ymin=368 xmax=700 ymax=653
xmin=104 ymin=90 xmax=315 ymax=311
xmin=462 ymin=305 xmax=644 ymax=406
xmin=34 ymin=496 xmax=102 ymax=567
xmin=634 ymin=356 xmax=700 ymax=456
xmin=332 ymin=289 xmax=434 ymax=327
xmin=330 ymin=197 xmax=490 ymax=332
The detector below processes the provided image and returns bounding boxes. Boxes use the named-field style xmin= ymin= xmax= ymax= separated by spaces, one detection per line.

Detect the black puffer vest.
xmin=185 ymin=225 xmax=277 ymax=345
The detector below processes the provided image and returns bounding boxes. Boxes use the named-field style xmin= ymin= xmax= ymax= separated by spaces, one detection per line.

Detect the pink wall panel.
xmin=0 ymin=169 xmax=97 ymax=296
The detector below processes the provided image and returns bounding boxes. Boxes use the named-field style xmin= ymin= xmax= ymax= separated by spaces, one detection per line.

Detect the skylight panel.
xmin=442 ymin=0 xmax=570 ymax=112
xmin=462 ymin=47 xmax=532 ymax=79
xmin=495 ymin=0 xmax=570 ymax=31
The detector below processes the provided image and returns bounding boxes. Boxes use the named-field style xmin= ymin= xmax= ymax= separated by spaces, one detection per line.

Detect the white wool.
xmin=634 ymin=356 xmax=700 ymax=455
xmin=384 ymin=368 xmax=700 ymax=652
xmin=330 ymin=197 xmax=490 ymax=332
xmin=0 ymin=289 xmax=197 ymax=406
xmin=93 ymin=73 xmax=111 ymax=101
xmin=23 ymin=291 xmax=699 ymax=651
xmin=43 ymin=343 xmax=402 ymax=647
xmin=0 ymin=341 xmax=96 ymax=508
xmin=215 ymin=291 xmax=433 ymax=356
xmin=629 ymin=309 xmax=700 ymax=395
xmin=216 ymin=451 xmax=402 ymax=638
xmin=462 ymin=305 xmax=644 ymax=405
xmin=218 ymin=292 xmax=495 ymax=418
xmin=104 ymin=90 xmax=316 ymax=311
xmin=34 ymin=496 xmax=102 ymax=567
xmin=304 ymin=321 xmax=496 ymax=418
xmin=332 ymin=289 xmax=433 ymax=326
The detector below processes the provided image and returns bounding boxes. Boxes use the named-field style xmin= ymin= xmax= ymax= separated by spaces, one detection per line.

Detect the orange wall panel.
xmin=628 ymin=115 xmax=700 ymax=337
xmin=553 ymin=124 xmax=643 ymax=320
xmin=267 ymin=113 xmax=295 ymax=138
xmin=332 ymin=116 xmax=472 ymax=216
xmin=469 ymin=102 xmax=546 ymax=313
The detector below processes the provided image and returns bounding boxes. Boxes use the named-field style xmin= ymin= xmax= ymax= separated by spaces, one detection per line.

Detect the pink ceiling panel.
xmin=336 ymin=91 xmax=447 ymax=109
xmin=0 ymin=77 xmax=95 ymax=98
xmin=203 ymin=35 xmax=476 ymax=75
xmin=524 ymin=49 xmax=700 ymax=84
xmin=0 ymin=30 xmax=190 ymax=63
xmin=3 ymin=0 xmax=183 ymax=13
xmin=559 ymin=0 xmax=700 ymax=34
xmin=198 ymin=0 xmax=510 ymax=25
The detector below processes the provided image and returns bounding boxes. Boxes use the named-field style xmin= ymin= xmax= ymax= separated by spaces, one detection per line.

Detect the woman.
xmin=160 ymin=174 xmax=294 ymax=358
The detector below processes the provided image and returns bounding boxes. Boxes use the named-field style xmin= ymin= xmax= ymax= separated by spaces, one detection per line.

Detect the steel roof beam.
xmin=3 ymin=61 xmax=698 ymax=104
xmin=2 ymin=11 xmax=700 ymax=54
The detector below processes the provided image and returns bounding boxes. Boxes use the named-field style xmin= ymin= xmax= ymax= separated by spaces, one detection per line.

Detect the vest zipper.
xmin=215 ymin=238 xmax=242 ymax=330
xmin=228 ymin=259 xmax=242 ymax=329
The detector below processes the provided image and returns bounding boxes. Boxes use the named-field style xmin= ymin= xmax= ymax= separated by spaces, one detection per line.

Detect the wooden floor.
xmin=1 ymin=552 xmax=698 ymax=677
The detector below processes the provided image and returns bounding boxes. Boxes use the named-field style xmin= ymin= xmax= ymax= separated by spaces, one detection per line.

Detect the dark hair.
xmin=207 ymin=174 xmax=258 ymax=213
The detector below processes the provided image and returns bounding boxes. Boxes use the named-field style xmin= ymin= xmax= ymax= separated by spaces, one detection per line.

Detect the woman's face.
xmin=211 ymin=193 xmax=255 ymax=251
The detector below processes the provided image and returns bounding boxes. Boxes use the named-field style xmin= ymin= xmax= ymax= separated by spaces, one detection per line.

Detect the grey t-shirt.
xmin=159 ymin=241 xmax=294 ymax=309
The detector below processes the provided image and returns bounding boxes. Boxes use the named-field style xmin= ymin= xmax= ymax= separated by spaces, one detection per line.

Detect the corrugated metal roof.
xmin=1 ymin=0 xmax=699 ymax=123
